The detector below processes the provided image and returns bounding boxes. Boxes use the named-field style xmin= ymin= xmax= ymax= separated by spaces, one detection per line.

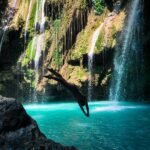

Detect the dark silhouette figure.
xmin=44 ymin=68 xmax=89 ymax=117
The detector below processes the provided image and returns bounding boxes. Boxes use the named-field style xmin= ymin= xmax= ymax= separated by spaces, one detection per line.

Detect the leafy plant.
xmin=92 ymin=0 xmax=105 ymax=15
xmin=80 ymin=0 xmax=87 ymax=9
xmin=29 ymin=2 xmax=37 ymax=31
xmin=95 ymin=28 xmax=105 ymax=52
xmin=53 ymin=19 xmax=61 ymax=31
xmin=22 ymin=38 xmax=36 ymax=67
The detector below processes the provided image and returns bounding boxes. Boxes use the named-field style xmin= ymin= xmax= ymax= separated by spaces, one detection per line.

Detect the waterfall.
xmin=0 ymin=0 xmax=17 ymax=54
xmin=21 ymin=0 xmax=46 ymax=101
xmin=34 ymin=0 xmax=46 ymax=31
xmin=0 ymin=27 xmax=7 ymax=54
xmin=33 ymin=0 xmax=46 ymax=95
xmin=30 ymin=36 xmax=37 ymax=60
xmin=34 ymin=0 xmax=46 ymax=73
xmin=35 ymin=0 xmax=39 ymax=28
xmin=40 ymin=0 xmax=46 ymax=33
xmin=35 ymin=35 xmax=43 ymax=72
xmin=12 ymin=0 xmax=17 ymax=8
xmin=24 ymin=0 xmax=33 ymax=44
xmin=88 ymin=24 xmax=103 ymax=101
xmin=28 ymin=36 xmax=37 ymax=101
xmin=109 ymin=0 xmax=143 ymax=101
xmin=34 ymin=35 xmax=43 ymax=100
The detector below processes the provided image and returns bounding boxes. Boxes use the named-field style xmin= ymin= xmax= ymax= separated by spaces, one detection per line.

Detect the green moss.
xmin=93 ymin=0 xmax=105 ymax=15
xmin=71 ymin=30 xmax=88 ymax=60
xmin=108 ymin=25 xmax=117 ymax=48
xmin=69 ymin=66 xmax=87 ymax=84
xmin=17 ymin=17 xmax=25 ymax=28
xmin=73 ymin=67 xmax=86 ymax=79
xmin=80 ymin=0 xmax=87 ymax=9
xmin=0 ymin=72 xmax=14 ymax=81
xmin=29 ymin=2 xmax=37 ymax=31
xmin=53 ymin=19 xmax=61 ymax=30
xmin=22 ymin=38 xmax=36 ymax=67
xmin=95 ymin=24 xmax=116 ymax=53
xmin=95 ymin=27 xmax=105 ymax=53
xmin=53 ymin=45 xmax=63 ymax=68
xmin=47 ymin=0 xmax=60 ymax=3
xmin=24 ymin=69 xmax=35 ymax=85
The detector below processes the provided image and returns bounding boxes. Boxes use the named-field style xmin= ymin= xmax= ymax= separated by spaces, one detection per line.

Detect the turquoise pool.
xmin=24 ymin=102 xmax=150 ymax=150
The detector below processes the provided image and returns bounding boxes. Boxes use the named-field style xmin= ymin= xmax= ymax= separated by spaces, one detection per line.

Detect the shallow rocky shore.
xmin=0 ymin=95 xmax=77 ymax=150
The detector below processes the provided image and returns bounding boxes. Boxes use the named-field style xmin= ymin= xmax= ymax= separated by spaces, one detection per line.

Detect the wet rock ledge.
xmin=0 ymin=95 xmax=77 ymax=150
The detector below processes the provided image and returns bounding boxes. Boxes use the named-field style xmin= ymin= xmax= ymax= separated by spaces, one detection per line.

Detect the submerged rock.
xmin=0 ymin=95 xmax=77 ymax=150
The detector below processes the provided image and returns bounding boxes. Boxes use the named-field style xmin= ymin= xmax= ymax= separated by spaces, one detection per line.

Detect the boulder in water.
xmin=0 ymin=95 xmax=77 ymax=150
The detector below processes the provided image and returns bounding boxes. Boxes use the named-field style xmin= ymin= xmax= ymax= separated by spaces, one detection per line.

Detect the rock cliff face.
xmin=0 ymin=0 xmax=150 ymax=101
xmin=143 ymin=0 xmax=150 ymax=100
xmin=0 ymin=95 xmax=77 ymax=150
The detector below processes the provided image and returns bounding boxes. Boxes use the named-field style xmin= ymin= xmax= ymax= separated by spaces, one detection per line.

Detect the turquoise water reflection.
xmin=24 ymin=102 xmax=150 ymax=150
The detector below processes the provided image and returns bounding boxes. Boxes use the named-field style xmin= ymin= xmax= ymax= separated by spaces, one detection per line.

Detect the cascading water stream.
xmin=22 ymin=0 xmax=46 ymax=101
xmin=109 ymin=0 xmax=143 ymax=101
xmin=32 ymin=0 xmax=46 ymax=101
xmin=0 ymin=0 xmax=17 ymax=54
xmin=0 ymin=27 xmax=7 ymax=54
xmin=88 ymin=24 xmax=103 ymax=101
xmin=40 ymin=0 xmax=46 ymax=33
xmin=30 ymin=37 xmax=37 ymax=61
xmin=24 ymin=0 xmax=33 ymax=44
xmin=34 ymin=0 xmax=46 ymax=75
xmin=35 ymin=35 xmax=44 ymax=73
xmin=35 ymin=0 xmax=39 ymax=28
xmin=12 ymin=0 xmax=17 ymax=8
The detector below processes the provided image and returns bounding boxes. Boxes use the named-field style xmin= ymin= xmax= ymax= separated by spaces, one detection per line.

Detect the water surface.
xmin=24 ymin=102 xmax=150 ymax=150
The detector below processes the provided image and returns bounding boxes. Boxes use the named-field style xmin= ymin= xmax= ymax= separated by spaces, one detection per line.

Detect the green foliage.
xmin=22 ymin=38 xmax=36 ymax=67
xmin=71 ymin=30 xmax=88 ymax=60
xmin=17 ymin=17 xmax=24 ymax=28
xmin=95 ymin=28 xmax=105 ymax=52
xmin=93 ymin=0 xmax=105 ymax=15
xmin=53 ymin=19 xmax=61 ymax=31
xmin=73 ymin=67 xmax=86 ymax=79
xmin=80 ymin=0 xmax=87 ymax=9
xmin=29 ymin=2 xmax=37 ymax=31
xmin=53 ymin=46 xmax=62 ymax=68
xmin=52 ymin=19 xmax=62 ymax=68
xmin=24 ymin=69 xmax=35 ymax=86
xmin=108 ymin=25 xmax=116 ymax=48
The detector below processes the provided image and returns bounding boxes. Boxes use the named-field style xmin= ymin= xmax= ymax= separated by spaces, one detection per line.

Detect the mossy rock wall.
xmin=0 ymin=0 xmax=142 ymax=101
